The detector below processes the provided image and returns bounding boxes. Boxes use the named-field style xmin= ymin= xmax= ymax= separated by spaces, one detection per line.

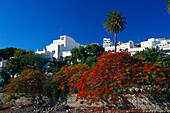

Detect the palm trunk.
xmin=114 ymin=32 xmax=117 ymax=53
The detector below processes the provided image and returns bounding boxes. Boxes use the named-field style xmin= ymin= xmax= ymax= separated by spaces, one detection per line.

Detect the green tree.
xmin=20 ymin=53 xmax=48 ymax=73
xmin=5 ymin=49 xmax=48 ymax=78
xmin=103 ymin=10 xmax=127 ymax=52
xmin=167 ymin=0 xmax=170 ymax=13
xmin=0 ymin=70 xmax=11 ymax=85
xmin=14 ymin=49 xmax=26 ymax=59
xmin=5 ymin=58 xmax=20 ymax=79
xmin=70 ymin=48 xmax=79 ymax=64
xmin=85 ymin=44 xmax=104 ymax=57
xmin=0 ymin=47 xmax=18 ymax=60
xmin=70 ymin=44 xmax=104 ymax=67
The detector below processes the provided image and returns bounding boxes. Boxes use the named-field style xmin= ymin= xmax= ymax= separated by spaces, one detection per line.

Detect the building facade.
xmin=36 ymin=35 xmax=80 ymax=60
xmin=103 ymin=38 xmax=113 ymax=48
xmin=103 ymin=38 xmax=170 ymax=55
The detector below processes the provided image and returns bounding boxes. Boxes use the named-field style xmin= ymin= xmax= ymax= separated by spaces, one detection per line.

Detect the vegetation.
xmin=43 ymin=64 xmax=90 ymax=101
xmin=70 ymin=44 xmax=104 ymax=67
xmin=103 ymin=10 xmax=127 ymax=52
xmin=167 ymin=0 xmax=170 ymax=13
xmin=5 ymin=49 xmax=48 ymax=78
xmin=4 ymin=69 xmax=45 ymax=101
xmin=1 ymin=44 xmax=169 ymax=108
xmin=133 ymin=46 xmax=170 ymax=68
xmin=0 ymin=47 xmax=18 ymax=60
xmin=0 ymin=70 xmax=11 ymax=85
xmin=74 ymin=52 xmax=169 ymax=105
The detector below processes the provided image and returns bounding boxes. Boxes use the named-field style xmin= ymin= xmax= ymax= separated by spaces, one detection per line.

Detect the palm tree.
xmin=167 ymin=0 xmax=170 ymax=13
xmin=103 ymin=10 xmax=127 ymax=52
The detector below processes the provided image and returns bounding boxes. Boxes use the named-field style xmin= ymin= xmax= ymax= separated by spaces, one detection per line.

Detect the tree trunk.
xmin=114 ymin=32 xmax=117 ymax=53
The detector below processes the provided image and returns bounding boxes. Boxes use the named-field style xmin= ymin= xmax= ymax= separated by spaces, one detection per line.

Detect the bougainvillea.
xmin=74 ymin=52 xmax=169 ymax=105
xmin=4 ymin=69 xmax=45 ymax=101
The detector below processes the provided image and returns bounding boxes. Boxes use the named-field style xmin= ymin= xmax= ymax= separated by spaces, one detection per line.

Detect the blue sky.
xmin=0 ymin=0 xmax=170 ymax=51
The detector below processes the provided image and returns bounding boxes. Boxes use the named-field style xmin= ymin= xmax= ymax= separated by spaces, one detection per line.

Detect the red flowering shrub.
xmin=4 ymin=69 xmax=45 ymax=101
xmin=43 ymin=64 xmax=90 ymax=101
xmin=55 ymin=64 xmax=90 ymax=96
xmin=75 ymin=52 xmax=169 ymax=105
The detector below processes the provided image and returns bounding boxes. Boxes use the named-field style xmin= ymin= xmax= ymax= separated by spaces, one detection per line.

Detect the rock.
xmin=14 ymin=96 xmax=32 ymax=105
xmin=34 ymin=109 xmax=40 ymax=113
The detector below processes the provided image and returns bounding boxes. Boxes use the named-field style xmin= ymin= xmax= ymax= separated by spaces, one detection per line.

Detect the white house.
xmin=103 ymin=38 xmax=170 ymax=55
xmin=104 ymin=38 xmax=135 ymax=52
xmin=140 ymin=38 xmax=170 ymax=54
xmin=103 ymin=38 xmax=113 ymax=48
xmin=141 ymin=38 xmax=170 ymax=48
xmin=36 ymin=35 xmax=80 ymax=60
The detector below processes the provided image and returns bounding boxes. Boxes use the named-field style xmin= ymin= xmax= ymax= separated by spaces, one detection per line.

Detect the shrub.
xmin=43 ymin=64 xmax=90 ymax=101
xmin=75 ymin=52 xmax=169 ymax=105
xmin=133 ymin=46 xmax=170 ymax=68
xmin=4 ymin=69 xmax=45 ymax=101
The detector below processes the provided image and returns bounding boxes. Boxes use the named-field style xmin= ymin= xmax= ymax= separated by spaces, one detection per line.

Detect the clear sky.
xmin=0 ymin=0 xmax=170 ymax=51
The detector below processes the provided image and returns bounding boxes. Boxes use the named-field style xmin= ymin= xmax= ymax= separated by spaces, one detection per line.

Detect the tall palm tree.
xmin=103 ymin=10 xmax=127 ymax=52
xmin=167 ymin=0 xmax=170 ymax=13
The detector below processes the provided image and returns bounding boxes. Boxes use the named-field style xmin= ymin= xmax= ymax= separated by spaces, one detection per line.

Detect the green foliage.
xmin=43 ymin=64 xmax=90 ymax=101
xmin=103 ymin=10 xmax=127 ymax=33
xmin=5 ymin=58 xmax=20 ymax=78
xmin=14 ymin=49 xmax=26 ymax=59
xmin=0 ymin=70 xmax=11 ymax=85
xmin=20 ymin=52 xmax=48 ymax=73
xmin=55 ymin=59 xmax=70 ymax=72
xmin=5 ymin=49 xmax=48 ymax=78
xmin=0 ymin=47 xmax=18 ymax=60
xmin=70 ymin=44 xmax=104 ymax=67
xmin=43 ymin=77 xmax=62 ymax=101
xmin=133 ymin=46 xmax=170 ymax=68
xmin=167 ymin=0 xmax=170 ymax=13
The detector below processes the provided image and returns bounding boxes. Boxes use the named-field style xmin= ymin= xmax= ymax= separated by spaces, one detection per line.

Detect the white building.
xmin=103 ymin=38 xmax=170 ymax=55
xmin=103 ymin=38 xmax=113 ymax=48
xmin=36 ymin=48 xmax=53 ymax=61
xmin=36 ymin=35 xmax=80 ymax=60
xmin=104 ymin=38 xmax=135 ymax=52
xmin=0 ymin=60 xmax=7 ymax=71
